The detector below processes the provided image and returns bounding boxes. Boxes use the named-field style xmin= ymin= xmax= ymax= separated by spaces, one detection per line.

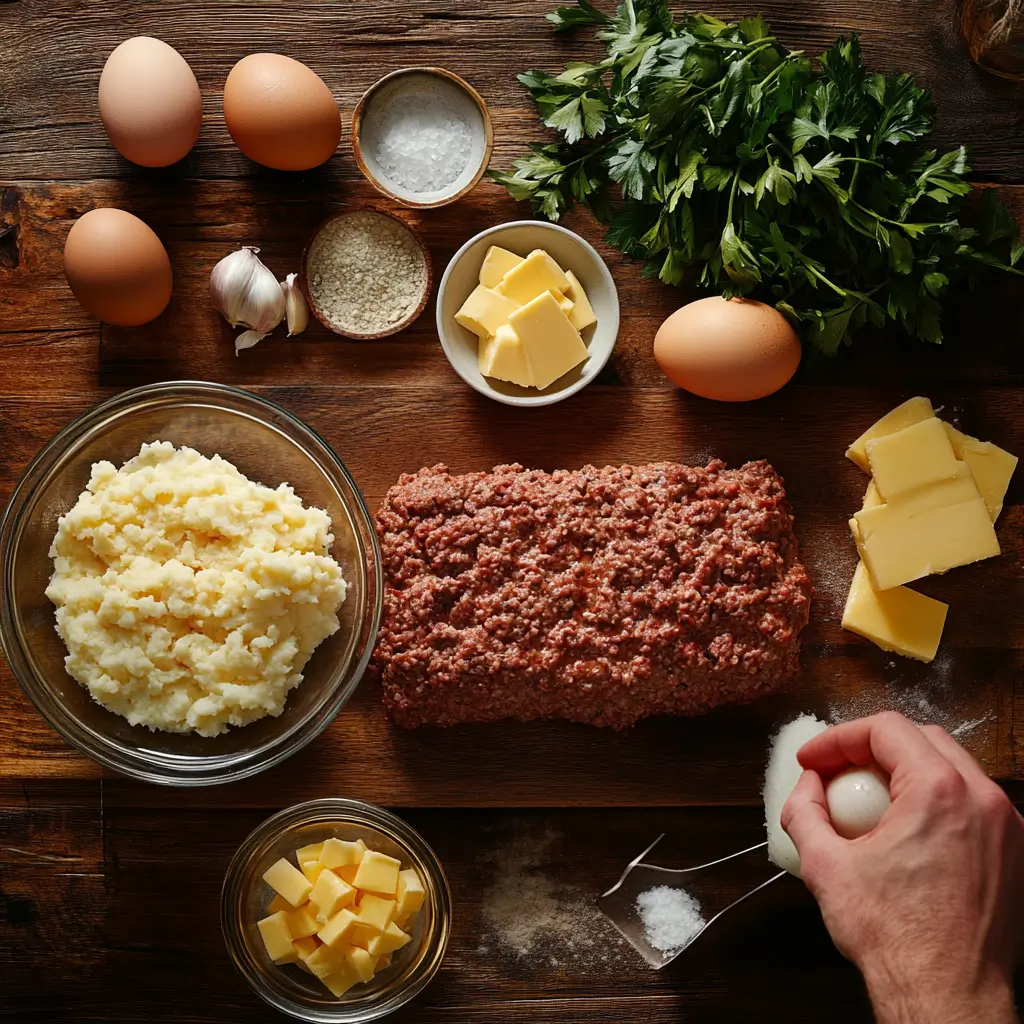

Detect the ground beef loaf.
xmin=373 ymin=461 xmax=812 ymax=729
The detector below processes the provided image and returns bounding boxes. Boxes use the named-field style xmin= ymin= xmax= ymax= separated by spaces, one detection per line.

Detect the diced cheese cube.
xmin=336 ymin=863 xmax=359 ymax=885
xmin=286 ymin=905 xmax=320 ymax=940
xmin=319 ymin=837 xmax=366 ymax=871
xmin=479 ymin=323 xmax=533 ymax=387
xmin=478 ymin=245 xmax=524 ymax=288
xmin=267 ymin=894 xmax=293 ymax=916
xmin=301 ymin=860 xmax=327 ymax=885
xmin=393 ymin=908 xmax=413 ymax=931
xmin=309 ymin=869 xmax=356 ymax=922
xmin=846 ymin=396 xmax=935 ymax=472
xmin=497 ymin=249 xmax=571 ymax=304
xmin=317 ymin=907 xmax=359 ymax=948
xmin=374 ymin=952 xmax=393 ymax=971
xmin=305 ymin=943 xmax=348 ymax=980
xmin=943 ymin=423 xmax=1017 ymax=522
xmin=345 ymin=945 xmax=376 ymax=983
xmin=352 ymin=849 xmax=402 ymax=896
xmin=258 ymin=911 xmax=297 ymax=963
xmin=564 ymin=270 xmax=597 ymax=331
xmin=862 ymin=479 xmax=883 ymax=509
xmin=263 ymin=858 xmax=313 ymax=909
xmin=292 ymin=935 xmax=319 ymax=964
xmin=396 ymin=868 xmax=426 ymax=917
xmin=367 ymin=922 xmax=412 ymax=957
xmin=322 ymin=964 xmax=360 ymax=998
xmin=507 ymin=291 xmax=589 ymax=390
xmin=865 ymin=417 xmax=961 ymax=501
xmin=454 ymin=285 xmax=520 ymax=340
xmin=842 ymin=561 xmax=948 ymax=663
xmin=356 ymin=893 xmax=396 ymax=934
xmin=296 ymin=842 xmax=324 ymax=866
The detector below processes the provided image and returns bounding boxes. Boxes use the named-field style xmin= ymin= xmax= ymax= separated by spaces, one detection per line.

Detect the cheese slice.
xmin=846 ymin=396 xmax=935 ymax=472
xmin=564 ymin=270 xmax=597 ymax=331
xmin=479 ymin=324 xmax=533 ymax=386
xmin=943 ymin=423 xmax=1017 ymax=522
xmin=454 ymin=285 xmax=520 ymax=340
xmin=842 ymin=561 xmax=948 ymax=663
xmin=862 ymin=480 xmax=883 ymax=509
xmin=497 ymin=249 xmax=571 ymax=304
xmin=478 ymin=245 xmax=524 ymax=288
xmin=507 ymin=291 xmax=589 ymax=390
xmin=865 ymin=417 xmax=961 ymax=501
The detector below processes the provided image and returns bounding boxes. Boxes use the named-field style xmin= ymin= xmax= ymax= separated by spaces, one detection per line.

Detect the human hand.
xmin=781 ymin=711 xmax=1024 ymax=1024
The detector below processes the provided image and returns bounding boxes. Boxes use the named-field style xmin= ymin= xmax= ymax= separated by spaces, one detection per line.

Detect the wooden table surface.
xmin=2 ymin=1 xmax=1023 ymax=1020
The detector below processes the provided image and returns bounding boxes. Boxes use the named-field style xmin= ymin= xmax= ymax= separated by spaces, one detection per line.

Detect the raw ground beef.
xmin=372 ymin=461 xmax=812 ymax=729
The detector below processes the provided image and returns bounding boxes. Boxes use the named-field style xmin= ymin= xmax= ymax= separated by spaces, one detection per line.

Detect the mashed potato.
xmin=45 ymin=441 xmax=347 ymax=737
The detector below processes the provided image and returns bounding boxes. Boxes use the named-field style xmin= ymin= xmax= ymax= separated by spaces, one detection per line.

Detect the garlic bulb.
xmin=280 ymin=273 xmax=309 ymax=336
xmin=210 ymin=247 xmax=285 ymax=352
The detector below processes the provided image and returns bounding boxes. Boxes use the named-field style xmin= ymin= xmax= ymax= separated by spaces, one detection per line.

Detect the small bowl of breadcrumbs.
xmin=301 ymin=209 xmax=432 ymax=340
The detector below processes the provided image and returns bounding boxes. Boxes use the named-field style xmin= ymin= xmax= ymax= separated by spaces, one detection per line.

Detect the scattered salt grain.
xmin=635 ymin=886 xmax=705 ymax=955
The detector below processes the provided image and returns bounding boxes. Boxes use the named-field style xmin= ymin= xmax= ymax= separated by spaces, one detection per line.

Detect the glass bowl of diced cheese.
xmin=222 ymin=798 xmax=451 ymax=1022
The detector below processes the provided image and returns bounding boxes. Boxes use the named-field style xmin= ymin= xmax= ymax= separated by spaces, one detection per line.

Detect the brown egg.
xmin=98 ymin=36 xmax=202 ymax=167
xmin=223 ymin=54 xmax=341 ymax=171
xmin=654 ymin=296 xmax=801 ymax=402
xmin=63 ymin=209 xmax=173 ymax=326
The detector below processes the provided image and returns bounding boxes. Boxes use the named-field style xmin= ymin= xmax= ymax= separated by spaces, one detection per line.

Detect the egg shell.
xmin=223 ymin=54 xmax=341 ymax=171
xmin=654 ymin=296 xmax=801 ymax=402
xmin=98 ymin=36 xmax=202 ymax=167
xmin=63 ymin=209 xmax=173 ymax=326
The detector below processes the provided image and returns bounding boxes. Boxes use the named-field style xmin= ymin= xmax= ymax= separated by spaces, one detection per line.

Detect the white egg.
xmin=826 ymin=765 xmax=891 ymax=839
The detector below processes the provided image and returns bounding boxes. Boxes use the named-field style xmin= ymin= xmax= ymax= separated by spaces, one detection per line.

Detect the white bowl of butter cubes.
xmin=436 ymin=221 xmax=620 ymax=407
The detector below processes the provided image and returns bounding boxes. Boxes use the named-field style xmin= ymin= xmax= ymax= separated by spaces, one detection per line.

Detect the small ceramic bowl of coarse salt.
xmin=302 ymin=209 xmax=432 ymax=340
xmin=353 ymin=67 xmax=493 ymax=209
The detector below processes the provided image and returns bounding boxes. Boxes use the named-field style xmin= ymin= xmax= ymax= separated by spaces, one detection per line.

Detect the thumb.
xmin=781 ymin=769 xmax=841 ymax=886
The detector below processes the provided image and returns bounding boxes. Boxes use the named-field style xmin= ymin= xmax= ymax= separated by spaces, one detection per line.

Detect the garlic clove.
xmin=281 ymin=273 xmax=309 ymax=336
xmin=211 ymin=246 xmax=285 ymax=335
xmin=235 ymin=329 xmax=271 ymax=355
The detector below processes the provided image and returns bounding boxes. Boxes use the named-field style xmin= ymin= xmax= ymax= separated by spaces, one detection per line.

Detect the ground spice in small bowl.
xmin=303 ymin=210 xmax=431 ymax=339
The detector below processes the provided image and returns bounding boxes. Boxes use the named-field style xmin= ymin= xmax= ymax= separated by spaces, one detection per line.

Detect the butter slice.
xmin=507 ymin=291 xmax=589 ymax=390
xmin=866 ymin=417 xmax=961 ymax=502
xmin=943 ymin=423 xmax=1017 ymax=522
xmin=478 ymin=245 xmax=524 ymax=288
xmin=497 ymin=249 xmax=571 ymax=305
xmin=455 ymin=285 xmax=520 ymax=339
xmin=479 ymin=324 xmax=533 ymax=387
xmin=564 ymin=270 xmax=597 ymax=331
xmin=846 ymin=396 xmax=935 ymax=472
xmin=842 ymin=561 xmax=947 ymax=663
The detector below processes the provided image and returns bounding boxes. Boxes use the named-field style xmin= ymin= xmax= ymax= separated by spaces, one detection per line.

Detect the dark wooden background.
xmin=2 ymin=1 xmax=1023 ymax=1020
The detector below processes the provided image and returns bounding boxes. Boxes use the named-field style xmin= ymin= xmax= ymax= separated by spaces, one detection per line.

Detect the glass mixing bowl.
xmin=0 ymin=381 xmax=382 ymax=786
xmin=222 ymin=799 xmax=451 ymax=1022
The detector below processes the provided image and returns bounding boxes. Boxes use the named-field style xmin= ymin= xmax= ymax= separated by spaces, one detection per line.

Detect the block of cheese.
xmin=454 ymin=285 xmax=520 ymax=340
xmin=352 ymin=849 xmax=402 ymax=896
xmin=317 ymin=907 xmax=358 ymax=948
xmin=846 ymin=396 xmax=935 ymax=472
xmin=309 ymin=868 xmax=356 ymax=922
xmin=862 ymin=479 xmax=883 ymax=509
xmin=367 ymin=921 xmax=413 ymax=957
xmin=507 ymin=290 xmax=589 ymax=390
xmin=305 ymin=943 xmax=347 ymax=980
xmin=323 ymin=965 xmax=359 ymax=998
xmin=496 ymin=248 xmax=571 ymax=304
xmin=943 ymin=423 xmax=1018 ymax=521
xmin=263 ymin=857 xmax=313 ymax=908
xmin=301 ymin=860 xmax=327 ymax=885
xmin=267 ymin=894 xmax=292 ymax=916
xmin=257 ymin=911 xmax=297 ymax=963
xmin=478 ymin=323 xmax=533 ymax=386
xmin=478 ymin=245 xmax=523 ymax=288
xmin=865 ymin=417 xmax=961 ymax=501
xmin=356 ymin=893 xmax=396 ymax=934
xmin=319 ymin=837 xmax=365 ymax=871
xmin=345 ymin=945 xmax=377 ymax=984
xmin=842 ymin=561 xmax=948 ymax=663
xmin=396 ymin=868 xmax=426 ymax=917
xmin=286 ymin=905 xmax=321 ymax=940
xmin=564 ymin=270 xmax=597 ymax=331
xmin=296 ymin=842 xmax=324 ymax=866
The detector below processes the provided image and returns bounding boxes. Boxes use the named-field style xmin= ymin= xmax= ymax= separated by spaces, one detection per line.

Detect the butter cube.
xmin=454 ymin=285 xmax=520 ymax=340
xmin=317 ymin=907 xmax=358 ymax=948
xmin=353 ymin=849 xmax=402 ymax=896
xmin=322 ymin=964 xmax=360 ymax=998
xmin=497 ymin=249 xmax=571 ymax=304
xmin=319 ymin=837 xmax=366 ymax=871
xmin=479 ymin=323 xmax=533 ymax=387
xmin=507 ymin=291 xmax=589 ymax=390
xmin=367 ymin=922 xmax=412 ymax=957
xmin=263 ymin=858 xmax=313 ymax=908
xmin=846 ymin=396 xmax=935 ymax=472
xmin=296 ymin=842 xmax=324 ymax=866
xmin=348 ymin=924 xmax=378 ymax=950
xmin=865 ymin=417 xmax=961 ymax=501
xmin=478 ymin=245 xmax=524 ymax=288
xmin=305 ymin=943 xmax=347 ymax=981
xmin=267 ymin=894 xmax=293 ymax=916
xmin=356 ymin=893 xmax=396 ymax=934
xmin=293 ymin=935 xmax=319 ymax=964
xmin=862 ymin=480 xmax=883 ymax=510
xmin=396 ymin=868 xmax=425 ymax=917
xmin=309 ymin=869 xmax=356 ymax=922
xmin=842 ymin=561 xmax=948 ymax=663
xmin=286 ymin=905 xmax=320 ymax=940
xmin=564 ymin=270 xmax=597 ymax=331
xmin=345 ymin=945 xmax=376 ymax=984
xmin=258 ymin=911 xmax=297 ymax=963
xmin=301 ymin=860 xmax=327 ymax=885
xmin=943 ymin=423 xmax=1017 ymax=522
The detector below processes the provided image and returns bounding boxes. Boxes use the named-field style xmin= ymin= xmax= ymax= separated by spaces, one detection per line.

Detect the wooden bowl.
xmin=300 ymin=207 xmax=433 ymax=341
xmin=352 ymin=67 xmax=494 ymax=209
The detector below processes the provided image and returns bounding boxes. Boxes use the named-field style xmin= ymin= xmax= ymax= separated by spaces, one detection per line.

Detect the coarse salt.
xmin=635 ymin=885 xmax=705 ymax=955
xmin=306 ymin=211 xmax=428 ymax=336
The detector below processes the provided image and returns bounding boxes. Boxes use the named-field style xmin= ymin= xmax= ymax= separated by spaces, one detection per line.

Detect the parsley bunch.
xmin=489 ymin=1 xmax=1023 ymax=354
